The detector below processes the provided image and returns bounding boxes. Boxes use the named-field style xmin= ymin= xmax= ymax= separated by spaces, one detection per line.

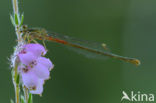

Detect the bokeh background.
xmin=0 ymin=0 xmax=156 ymax=103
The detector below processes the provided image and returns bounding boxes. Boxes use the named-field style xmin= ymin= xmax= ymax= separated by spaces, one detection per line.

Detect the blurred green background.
xmin=0 ymin=0 xmax=156 ymax=103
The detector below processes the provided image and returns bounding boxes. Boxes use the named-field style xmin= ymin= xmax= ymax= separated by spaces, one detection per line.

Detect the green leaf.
xmin=10 ymin=14 xmax=15 ymax=27
xmin=20 ymin=13 xmax=24 ymax=26
xmin=10 ymin=99 xmax=14 ymax=103
xmin=28 ymin=93 xmax=33 ymax=103
xmin=14 ymin=13 xmax=19 ymax=25
xmin=21 ymin=95 xmax=25 ymax=103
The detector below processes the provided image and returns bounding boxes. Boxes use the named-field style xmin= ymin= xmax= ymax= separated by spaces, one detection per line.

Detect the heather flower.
xmin=21 ymin=70 xmax=44 ymax=94
xmin=30 ymin=79 xmax=44 ymax=94
xmin=17 ymin=43 xmax=54 ymax=95
xmin=23 ymin=44 xmax=47 ymax=56
xmin=31 ymin=57 xmax=52 ymax=80
xmin=18 ymin=44 xmax=47 ymax=65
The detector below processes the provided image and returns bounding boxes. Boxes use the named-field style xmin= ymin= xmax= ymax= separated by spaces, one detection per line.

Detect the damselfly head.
xmin=22 ymin=25 xmax=28 ymax=29
xmin=18 ymin=25 xmax=29 ymax=33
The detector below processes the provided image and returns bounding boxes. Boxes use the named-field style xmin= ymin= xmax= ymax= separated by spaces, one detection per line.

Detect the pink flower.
xmin=18 ymin=43 xmax=54 ymax=95
xmin=23 ymin=44 xmax=47 ymax=56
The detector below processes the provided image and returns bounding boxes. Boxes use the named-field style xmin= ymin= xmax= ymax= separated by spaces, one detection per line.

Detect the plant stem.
xmin=12 ymin=0 xmax=19 ymax=15
xmin=24 ymin=86 xmax=29 ymax=103
xmin=12 ymin=0 xmax=22 ymax=41
xmin=15 ymin=84 xmax=20 ymax=103
xmin=12 ymin=0 xmax=21 ymax=103
xmin=13 ymin=63 xmax=20 ymax=103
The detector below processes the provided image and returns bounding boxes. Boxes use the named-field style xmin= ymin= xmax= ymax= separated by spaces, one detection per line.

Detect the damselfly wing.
xmin=21 ymin=27 xmax=140 ymax=66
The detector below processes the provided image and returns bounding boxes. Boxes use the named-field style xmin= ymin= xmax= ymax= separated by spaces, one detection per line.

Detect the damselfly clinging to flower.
xmin=19 ymin=25 xmax=140 ymax=66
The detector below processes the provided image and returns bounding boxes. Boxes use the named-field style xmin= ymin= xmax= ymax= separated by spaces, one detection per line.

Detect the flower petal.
xmin=32 ymin=63 xmax=50 ymax=80
xmin=18 ymin=52 xmax=36 ymax=65
xmin=30 ymin=79 xmax=44 ymax=95
xmin=21 ymin=71 xmax=39 ymax=89
xmin=37 ymin=57 xmax=54 ymax=71
xmin=24 ymin=43 xmax=47 ymax=56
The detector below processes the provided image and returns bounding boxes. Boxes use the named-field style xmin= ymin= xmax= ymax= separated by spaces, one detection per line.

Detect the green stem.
xmin=13 ymin=63 xmax=20 ymax=103
xmin=12 ymin=0 xmax=19 ymax=15
xmin=15 ymin=84 xmax=20 ymax=103
xmin=12 ymin=0 xmax=22 ymax=103
xmin=12 ymin=0 xmax=23 ymax=41
xmin=24 ymin=86 xmax=29 ymax=103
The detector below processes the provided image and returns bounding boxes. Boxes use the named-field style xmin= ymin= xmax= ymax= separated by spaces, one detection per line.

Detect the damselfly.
xmin=20 ymin=26 xmax=140 ymax=66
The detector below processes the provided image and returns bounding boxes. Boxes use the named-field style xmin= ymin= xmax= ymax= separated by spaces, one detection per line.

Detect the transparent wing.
xmin=47 ymin=31 xmax=110 ymax=59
